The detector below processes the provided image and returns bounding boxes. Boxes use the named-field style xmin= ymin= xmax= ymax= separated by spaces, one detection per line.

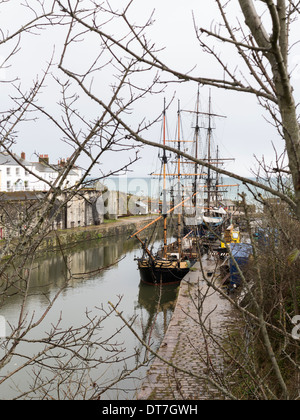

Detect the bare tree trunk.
xmin=238 ymin=0 xmax=300 ymax=218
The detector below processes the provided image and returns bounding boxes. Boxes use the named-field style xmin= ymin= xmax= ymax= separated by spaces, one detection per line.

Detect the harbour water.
xmin=0 ymin=233 xmax=179 ymax=400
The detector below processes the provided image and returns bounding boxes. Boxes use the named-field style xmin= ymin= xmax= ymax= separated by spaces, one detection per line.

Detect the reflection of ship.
xmin=137 ymin=281 xmax=178 ymax=340
xmin=130 ymin=101 xmax=193 ymax=285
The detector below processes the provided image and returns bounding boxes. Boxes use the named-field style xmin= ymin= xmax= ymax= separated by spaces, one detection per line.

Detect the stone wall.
xmin=37 ymin=215 xmax=156 ymax=254
xmin=0 ymin=191 xmax=44 ymax=239
xmin=0 ymin=189 xmax=106 ymax=238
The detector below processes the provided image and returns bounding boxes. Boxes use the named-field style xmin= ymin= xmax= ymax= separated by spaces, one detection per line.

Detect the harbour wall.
xmin=37 ymin=215 xmax=159 ymax=254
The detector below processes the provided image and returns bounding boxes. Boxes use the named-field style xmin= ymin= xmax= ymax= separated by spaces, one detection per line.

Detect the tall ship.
xmin=130 ymin=100 xmax=195 ymax=285
xmin=131 ymin=89 xmax=238 ymax=284
xmin=180 ymin=88 xmax=238 ymax=247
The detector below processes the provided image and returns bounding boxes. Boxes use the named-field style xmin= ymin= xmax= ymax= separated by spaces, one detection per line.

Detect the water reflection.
xmin=0 ymin=233 xmax=178 ymax=399
xmin=137 ymin=283 xmax=178 ymax=343
xmin=28 ymin=238 xmax=131 ymax=289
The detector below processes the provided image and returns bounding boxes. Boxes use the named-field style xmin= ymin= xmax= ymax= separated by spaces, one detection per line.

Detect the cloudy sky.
xmin=1 ymin=0 xmax=299 ymax=179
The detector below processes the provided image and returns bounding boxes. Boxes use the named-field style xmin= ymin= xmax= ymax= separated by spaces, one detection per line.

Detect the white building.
xmin=0 ymin=152 xmax=82 ymax=192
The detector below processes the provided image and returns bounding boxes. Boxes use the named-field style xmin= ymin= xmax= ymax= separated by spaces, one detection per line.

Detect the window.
xmin=6 ymin=181 xmax=11 ymax=190
xmin=6 ymin=168 xmax=10 ymax=176
xmin=16 ymin=168 xmax=20 ymax=175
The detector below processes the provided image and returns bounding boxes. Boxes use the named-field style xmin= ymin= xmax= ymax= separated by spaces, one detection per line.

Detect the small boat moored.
xmin=137 ymin=254 xmax=191 ymax=285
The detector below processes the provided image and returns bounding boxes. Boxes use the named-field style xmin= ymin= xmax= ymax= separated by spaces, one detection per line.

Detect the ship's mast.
xmin=216 ymin=145 xmax=220 ymax=204
xmin=177 ymin=100 xmax=182 ymax=257
xmin=207 ymin=91 xmax=212 ymax=214
xmin=162 ymin=99 xmax=168 ymax=259
xmin=185 ymin=89 xmax=237 ymax=214
xmin=193 ymin=86 xmax=201 ymax=203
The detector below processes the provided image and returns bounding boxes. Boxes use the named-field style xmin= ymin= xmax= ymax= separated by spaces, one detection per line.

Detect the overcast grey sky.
xmin=1 ymin=0 xmax=299 ymax=179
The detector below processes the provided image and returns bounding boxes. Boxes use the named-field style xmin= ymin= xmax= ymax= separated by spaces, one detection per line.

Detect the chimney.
xmin=39 ymin=154 xmax=49 ymax=164
xmin=58 ymin=158 xmax=71 ymax=167
xmin=21 ymin=152 xmax=26 ymax=160
xmin=66 ymin=157 xmax=73 ymax=169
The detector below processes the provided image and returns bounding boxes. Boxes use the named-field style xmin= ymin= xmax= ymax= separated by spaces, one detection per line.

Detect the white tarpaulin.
xmin=212 ymin=207 xmax=227 ymax=215
xmin=203 ymin=216 xmax=223 ymax=224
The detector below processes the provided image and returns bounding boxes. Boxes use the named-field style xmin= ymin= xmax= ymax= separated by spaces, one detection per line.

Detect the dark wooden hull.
xmin=138 ymin=259 xmax=190 ymax=285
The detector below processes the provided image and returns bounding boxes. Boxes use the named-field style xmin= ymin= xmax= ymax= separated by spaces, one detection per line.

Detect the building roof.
xmin=0 ymin=191 xmax=45 ymax=201
xmin=32 ymin=162 xmax=57 ymax=173
xmin=0 ymin=152 xmax=32 ymax=167
xmin=0 ymin=152 xmax=79 ymax=176
xmin=32 ymin=162 xmax=79 ymax=176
